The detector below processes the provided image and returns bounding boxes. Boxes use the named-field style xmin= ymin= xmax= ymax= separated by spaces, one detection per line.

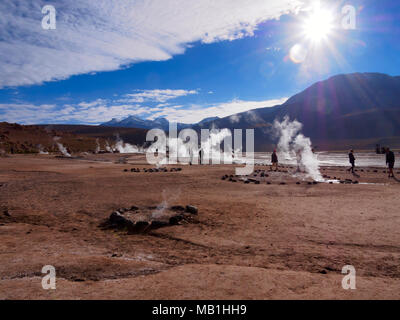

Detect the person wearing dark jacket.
xmin=271 ymin=150 xmax=278 ymax=172
xmin=386 ymin=148 xmax=395 ymax=178
xmin=348 ymin=150 xmax=355 ymax=173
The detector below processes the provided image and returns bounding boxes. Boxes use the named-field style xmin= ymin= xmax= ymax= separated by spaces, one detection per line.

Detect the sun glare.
xmin=303 ymin=8 xmax=334 ymax=42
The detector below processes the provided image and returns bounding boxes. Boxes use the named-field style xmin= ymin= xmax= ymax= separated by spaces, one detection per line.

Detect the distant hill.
xmin=0 ymin=122 xmax=103 ymax=154
xmin=192 ymin=73 xmax=400 ymax=150
xmin=101 ymin=115 xmax=220 ymax=130
xmin=42 ymin=124 xmax=148 ymax=146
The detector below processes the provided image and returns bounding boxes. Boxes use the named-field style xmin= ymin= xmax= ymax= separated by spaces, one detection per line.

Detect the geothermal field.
xmin=1 ymin=151 xmax=399 ymax=300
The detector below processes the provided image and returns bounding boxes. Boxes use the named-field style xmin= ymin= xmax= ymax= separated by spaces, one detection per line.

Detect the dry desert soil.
xmin=0 ymin=154 xmax=400 ymax=300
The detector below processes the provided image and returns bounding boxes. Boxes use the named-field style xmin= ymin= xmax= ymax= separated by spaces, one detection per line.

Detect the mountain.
xmin=193 ymin=73 xmax=400 ymax=150
xmin=101 ymin=115 xmax=170 ymax=130
xmin=197 ymin=116 xmax=220 ymax=125
xmin=101 ymin=115 xmax=220 ymax=130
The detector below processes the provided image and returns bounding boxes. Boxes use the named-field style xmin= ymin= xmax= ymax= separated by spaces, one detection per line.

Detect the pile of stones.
xmin=100 ymin=205 xmax=198 ymax=234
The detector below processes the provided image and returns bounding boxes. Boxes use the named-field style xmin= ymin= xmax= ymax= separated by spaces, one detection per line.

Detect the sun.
xmin=303 ymin=8 xmax=334 ymax=42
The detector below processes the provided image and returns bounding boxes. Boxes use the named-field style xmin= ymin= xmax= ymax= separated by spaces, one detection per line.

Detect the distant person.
xmin=198 ymin=148 xmax=203 ymax=165
xmin=386 ymin=148 xmax=395 ymax=178
xmin=271 ymin=150 xmax=278 ymax=172
xmin=347 ymin=150 xmax=356 ymax=173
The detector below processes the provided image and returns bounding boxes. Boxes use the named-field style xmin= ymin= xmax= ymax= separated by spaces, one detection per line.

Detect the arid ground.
xmin=0 ymin=154 xmax=399 ymax=300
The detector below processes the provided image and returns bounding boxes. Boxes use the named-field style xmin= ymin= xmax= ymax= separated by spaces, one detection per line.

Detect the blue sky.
xmin=0 ymin=0 xmax=399 ymax=124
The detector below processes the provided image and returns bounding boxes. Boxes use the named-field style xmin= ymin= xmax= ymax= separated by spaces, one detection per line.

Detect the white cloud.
xmin=147 ymin=97 xmax=288 ymax=123
xmin=0 ymin=102 xmax=152 ymax=125
xmin=0 ymin=97 xmax=287 ymax=125
xmin=121 ymin=89 xmax=198 ymax=103
xmin=0 ymin=0 xmax=304 ymax=88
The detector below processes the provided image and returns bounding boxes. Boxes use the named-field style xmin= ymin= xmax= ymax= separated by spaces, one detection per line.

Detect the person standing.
xmin=348 ymin=150 xmax=356 ymax=173
xmin=271 ymin=149 xmax=278 ymax=172
xmin=198 ymin=148 xmax=203 ymax=165
xmin=386 ymin=148 xmax=395 ymax=178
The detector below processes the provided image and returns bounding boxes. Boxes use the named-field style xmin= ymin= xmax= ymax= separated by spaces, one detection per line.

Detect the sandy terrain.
xmin=0 ymin=154 xmax=399 ymax=300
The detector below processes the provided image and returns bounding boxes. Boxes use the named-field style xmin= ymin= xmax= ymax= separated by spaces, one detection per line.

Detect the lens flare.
xmin=290 ymin=44 xmax=308 ymax=64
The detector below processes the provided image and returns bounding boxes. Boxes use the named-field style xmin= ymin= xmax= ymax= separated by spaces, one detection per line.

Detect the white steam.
xmin=273 ymin=117 xmax=322 ymax=181
xmin=38 ymin=144 xmax=49 ymax=155
xmin=53 ymin=137 xmax=71 ymax=157
xmin=105 ymin=141 xmax=114 ymax=153
xmin=114 ymin=135 xmax=143 ymax=154
xmin=95 ymin=139 xmax=101 ymax=154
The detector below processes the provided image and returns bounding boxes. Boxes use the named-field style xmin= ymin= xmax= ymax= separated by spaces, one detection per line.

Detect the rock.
xmin=255 ymin=181 xmax=260 ymax=185
xmin=353 ymin=181 xmax=359 ymax=184
xmin=109 ymin=211 xmax=135 ymax=229
xmin=151 ymin=220 xmax=169 ymax=228
xmin=110 ymin=211 xmax=126 ymax=223
xmin=171 ymin=205 xmax=185 ymax=212
xmin=3 ymin=210 xmax=11 ymax=217
xmin=124 ymin=169 xmax=128 ymax=172
xmin=280 ymin=182 xmax=286 ymax=185
xmin=130 ymin=206 xmax=139 ymax=211
xmin=169 ymin=215 xmax=184 ymax=225
xmin=130 ymin=221 xmax=150 ymax=233
xmin=296 ymin=182 xmax=301 ymax=185
xmin=186 ymin=205 xmax=198 ymax=215
xmin=266 ymin=181 xmax=271 ymax=185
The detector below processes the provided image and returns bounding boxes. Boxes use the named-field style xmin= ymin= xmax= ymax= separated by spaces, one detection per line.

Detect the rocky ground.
xmin=0 ymin=154 xmax=399 ymax=299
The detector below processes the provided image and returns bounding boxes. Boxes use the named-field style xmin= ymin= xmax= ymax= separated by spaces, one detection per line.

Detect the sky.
xmin=0 ymin=0 xmax=399 ymax=125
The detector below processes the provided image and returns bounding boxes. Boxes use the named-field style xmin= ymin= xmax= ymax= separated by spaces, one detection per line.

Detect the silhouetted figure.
xmin=271 ymin=150 xmax=278 ymax=172
xmin=386 ymin=148 xmax=395 ymax=178
xmin=348 ymin=150 xmax=355 ymax=173
xmin=198 ymin=148 xmax=204 ymax=165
